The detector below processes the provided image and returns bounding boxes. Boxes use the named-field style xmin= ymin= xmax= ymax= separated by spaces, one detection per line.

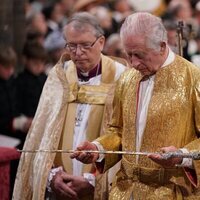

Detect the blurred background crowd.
xmin=0 ymin=0 xmax=200 ymax=197
xmin=1 ymin=0 xmax=200 ymax=74
xmin=1 ymin=0 xmax=200 ymax=156
xmin=0 ymin=0 xmax=200 ymax=156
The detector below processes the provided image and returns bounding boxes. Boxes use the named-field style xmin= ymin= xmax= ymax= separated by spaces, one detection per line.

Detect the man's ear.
xmin=160 ymin=42 xmax=166 ymax=54
xmin=99 ymin=36 xmax=105 ymax=51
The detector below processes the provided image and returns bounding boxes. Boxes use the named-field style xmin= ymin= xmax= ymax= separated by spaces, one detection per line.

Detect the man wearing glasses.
xmin=13 ymin=12 xmax=127 ymax=200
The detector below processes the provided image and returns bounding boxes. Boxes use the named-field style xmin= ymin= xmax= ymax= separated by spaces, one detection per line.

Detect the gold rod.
xmin=17 ymin=149 xmax=151 ymax=156
xmin=17 ymin=149 xmax=200 ymax=159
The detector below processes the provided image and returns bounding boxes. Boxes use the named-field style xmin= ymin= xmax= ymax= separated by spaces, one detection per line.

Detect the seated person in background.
xmin=44 ymin=30 xmax=67 ymax=74
xmin=15 ymin=41 xmax=47 ymax=126
xmin=0 ymin=44 xmax=31 ymax=198
xmin=103 ymin=33 xmax=128 ymax=60
xmin=0 ymin=44 xmax=31 ymax=144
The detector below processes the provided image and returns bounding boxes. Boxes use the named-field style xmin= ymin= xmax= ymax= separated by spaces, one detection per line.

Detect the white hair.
xmin=120 ymin=12 xmax=168 ymax=51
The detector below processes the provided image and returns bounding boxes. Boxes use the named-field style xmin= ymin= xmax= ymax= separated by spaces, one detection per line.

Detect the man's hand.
xmin=22 ymin=117 xmax=32 ymax=132
xmin=51 ymin=171 xmax=94 ymax=200
xmin=65 ymin=174 xmax=94 ymax=198
xmin=13 ymin=115 xmax=32 ymax=133
xmin=51 ymin=171 xmax=78 ymax=200
xmin=148 ymin=146 xmax=183 ymax=168
xmin=70 ymin=141 xmax=99 ymax=164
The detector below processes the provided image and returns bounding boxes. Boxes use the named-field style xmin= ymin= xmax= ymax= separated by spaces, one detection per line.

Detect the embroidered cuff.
xmin=92 ymin=141 xmax=105 ymax=162
xmin=179 ymin=148 xmax=193 ymax=169
xmin=83 ymin=173 xmax=95 ymax=187
xmin=46 ymin=166 xmax=63 ymax=192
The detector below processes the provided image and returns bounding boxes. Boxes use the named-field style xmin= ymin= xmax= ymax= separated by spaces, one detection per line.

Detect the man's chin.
xmin=140 ymin=69 xmax=156 ymax=76
xmin=76 ymin=65 xmax=90 ymax=72
xmin=76 ymin=61 xmax=88 ymax=67
xmin=140 ymin=71 xmax=150 ymax=76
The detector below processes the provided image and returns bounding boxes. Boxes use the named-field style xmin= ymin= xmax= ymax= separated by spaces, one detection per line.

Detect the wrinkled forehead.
xmin=67 ymin=21 xmax=96 ymax=34
xmin=64 ymin=23 xmax=97 ymax=41
xmin=122 ymin=34 xmax=146 ymax=51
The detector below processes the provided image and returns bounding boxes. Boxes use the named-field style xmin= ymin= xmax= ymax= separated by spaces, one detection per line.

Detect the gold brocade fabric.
xmin=54 ymin=55 xmax=118 ymax=175
xmin=12 ymin=54 xmax=127 ymax=200
xmin=13 ymin=60 xmax=69 ymax=200
xmin=97 ymin=55 xmax=200 ymax=200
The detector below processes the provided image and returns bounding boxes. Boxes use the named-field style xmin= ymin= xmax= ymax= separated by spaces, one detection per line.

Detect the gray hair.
xmin=120 ymin=12 xmax=168 ymax=51
xmin=105 ymin=33 xmax=121 ymax=47
xmin=64 ymin=12 xmax=104 ymax=39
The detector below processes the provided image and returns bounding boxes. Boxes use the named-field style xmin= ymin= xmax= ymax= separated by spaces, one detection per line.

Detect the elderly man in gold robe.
xmin=12 ymin=12 xmax=127 ymax=200
xmin=72 ymin=12 xmax=200 ymax=199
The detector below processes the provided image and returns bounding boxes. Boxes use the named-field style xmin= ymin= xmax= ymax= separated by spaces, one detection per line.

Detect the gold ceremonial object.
xmin=17 ymin=149 xmax=200 ymax=160
xmin=17 ymin=149 xmax=150 ymax=156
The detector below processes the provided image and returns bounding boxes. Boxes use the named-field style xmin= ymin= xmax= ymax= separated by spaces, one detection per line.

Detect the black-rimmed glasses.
xmin=64 ymin=36 xmax=101 ymax=53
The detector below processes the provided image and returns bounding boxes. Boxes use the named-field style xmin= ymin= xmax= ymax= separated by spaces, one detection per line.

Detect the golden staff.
xmin=18 ymin=149 xmax=150 ymax=156
xmin=17 ymin=149 xmax=200 ymax=160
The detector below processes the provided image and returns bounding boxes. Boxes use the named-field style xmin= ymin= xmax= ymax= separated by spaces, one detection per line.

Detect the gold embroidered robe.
xmin=96 ymin=55 xmax=200 ymax=200
xmin=12 ymin=54 xmax=127 ymax=200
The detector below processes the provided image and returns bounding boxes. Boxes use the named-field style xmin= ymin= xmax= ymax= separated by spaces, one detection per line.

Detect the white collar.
xmin=161 ymin=47 xmax=175 ymax=68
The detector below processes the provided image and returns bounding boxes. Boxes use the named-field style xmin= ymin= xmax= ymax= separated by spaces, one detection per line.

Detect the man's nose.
xmin=74 ymin=45 xmax=84 ymax=55
xmin=130 ymin=57 xmax=140 ymax=68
